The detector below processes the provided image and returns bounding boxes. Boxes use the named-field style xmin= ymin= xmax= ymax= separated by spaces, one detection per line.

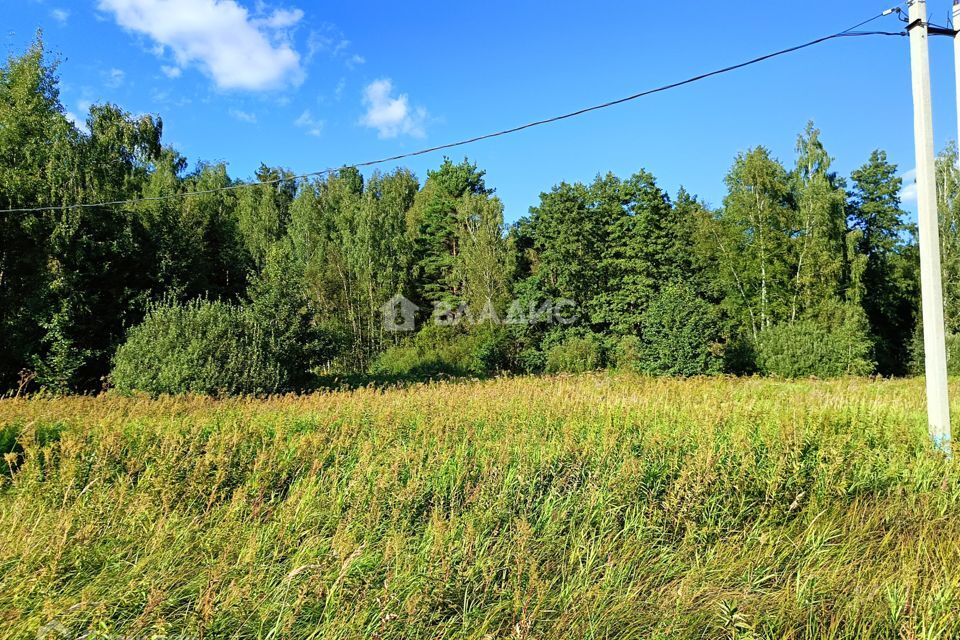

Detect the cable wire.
xmin=0 ymin=10 xmax=905 ymax=215
xmin=841 ymin=5 xmax=903 ymax=33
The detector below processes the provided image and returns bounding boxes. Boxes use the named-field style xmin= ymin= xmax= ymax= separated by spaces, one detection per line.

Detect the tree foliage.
xmin=634 ymin=284 xmax=723 ymax=377
xmin=0 ymin=39 xmax=938 ymax=394
xmin=756 ymin=315 xmax=875 ymax=379
xmin=111 ymin=299 xmax=285 ymax=396
xmin=850 ymin=150 xmax=917 ymax=374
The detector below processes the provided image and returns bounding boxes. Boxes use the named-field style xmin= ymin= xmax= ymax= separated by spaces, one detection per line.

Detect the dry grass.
xmin=0 ymin=374 xmax=958 ymax=639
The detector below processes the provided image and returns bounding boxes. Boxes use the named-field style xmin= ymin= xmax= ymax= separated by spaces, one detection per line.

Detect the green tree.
xmin=36 ymin=103 xmax=163 ymax=390
xmin=633 ymin=283 xmax=723 ymax=377
xmin=111 ymin=299 xmax=285 ymax=396
xmin=287 ymin=168 xmax=418 ymax=370
xmin=409 ymin=158 xmax=491 ymax=307
xmin=714 ymin=147 xmax=794 ymax=343
xmin=453 ymin=192 xmax=512 ymax=313
xmin=0 ymin=36 xmax=80 ymax=389
xmin=516 ymin=170 xmax=705 ymax=367
xmin=593 ymin=171 xmax=691 ymax=335
xmin=790 ymin=123 xmax=849 ymax=320
xmin=522 ymin=180 xmax=603 ymax=316
xmin=757 ymin=310 xmax=875 ymax=378
xmin=236 ymin=164 xmax=296 ymax=268
xmin=935 ymin=143 xmax=960 ymax=334
xmin=850 ymin=150 xmax=918 ymax=374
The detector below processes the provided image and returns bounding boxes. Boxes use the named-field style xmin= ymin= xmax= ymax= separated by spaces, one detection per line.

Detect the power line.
xmin=1 ymin=11 xmax=905 ymax=215
xmin=845 ymin=30 xmax=907 ymax=37
xmin=841 ymin=5 xmax=903 ymax=32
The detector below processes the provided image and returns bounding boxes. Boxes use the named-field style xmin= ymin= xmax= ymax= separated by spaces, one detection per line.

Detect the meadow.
xmin=1 ymin=374 xmax=959 ymax=639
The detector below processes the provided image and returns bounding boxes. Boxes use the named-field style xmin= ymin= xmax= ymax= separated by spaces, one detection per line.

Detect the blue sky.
xmin=5 ymin=1 xmax=957 ymax=220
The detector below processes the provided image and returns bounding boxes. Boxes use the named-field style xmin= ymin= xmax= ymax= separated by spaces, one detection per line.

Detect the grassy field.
xmin=1 ymin=375 xmax=959 ymax=639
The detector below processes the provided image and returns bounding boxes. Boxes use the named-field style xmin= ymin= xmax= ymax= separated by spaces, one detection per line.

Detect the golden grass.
xmin=0 ymin=374 xmax=958 ymax=639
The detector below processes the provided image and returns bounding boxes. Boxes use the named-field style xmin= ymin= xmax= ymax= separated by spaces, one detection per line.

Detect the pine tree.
xmin=409 ymin=158 xmax=491 ymax=307
xmin=850 ymin=149 xmax=918 ymax=374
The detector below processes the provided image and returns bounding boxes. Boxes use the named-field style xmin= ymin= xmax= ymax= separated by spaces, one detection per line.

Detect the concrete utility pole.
xmin=955 ymin=1 xmax=960 ymax=164
xmin=908 ymin=0 xmax=952 ymax=452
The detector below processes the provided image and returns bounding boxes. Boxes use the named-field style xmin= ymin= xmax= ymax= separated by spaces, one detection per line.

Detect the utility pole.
xmin=955 ymin=1 xmax=960 ymax=163
xmin=908 ymin=0 xmax=952 ymax=452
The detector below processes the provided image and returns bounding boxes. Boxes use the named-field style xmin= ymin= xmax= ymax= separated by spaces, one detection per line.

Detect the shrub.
xmin=371 ymin=324 xmax=511 ymax=379
xmin=908 ymin=329 xmax=960 ymax=376
xmin=612 ymin=334 xmax=644 ymax=371
xmin=544 ymin=333 xmax=603 ymax=374
xmin=111 ymin=299 xmax=286 ymax=395
xmin=246 ymin=240 xmax=344 ymax=383
xmin=757 ymin=316 xmax=875 ymax=378
xmin=632 ymin=284 xmax=723 ymax=376
xmin=723 ymin=336 xmax=758 ymax=376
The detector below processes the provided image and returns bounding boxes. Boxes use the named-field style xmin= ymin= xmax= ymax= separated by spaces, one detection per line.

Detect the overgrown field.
xmin=1 ymin=375 xmax=959 ymax=639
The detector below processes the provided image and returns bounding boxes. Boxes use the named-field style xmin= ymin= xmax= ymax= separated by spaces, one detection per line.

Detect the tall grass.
xmin=1 ymin=374 xmax=958 ymax=639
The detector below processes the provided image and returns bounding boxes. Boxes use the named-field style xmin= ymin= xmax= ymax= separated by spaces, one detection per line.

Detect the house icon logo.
xmin=381 ymin=294 xmax=419 ymax=332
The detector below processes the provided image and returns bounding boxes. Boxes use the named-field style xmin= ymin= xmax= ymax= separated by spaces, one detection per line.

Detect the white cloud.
xmin=260 ymin=8 xmax=304 ymax=29
xmin=900 ymin=168 xmax=918 ymax=204
xmin=295 ymin=110 xmax=324 ymax=137
xmin=307 ymin=25 xmax=349 ymax=62
xmin=229 ymin=108 xmax=257 ymax=123
xmin=359 ymin=79 xmax=426 ymax=139
xmin=161 ymin=65 xmax=182 ymax=79
xmin=151 ymin=89 xmax=192 ymax=108
xmin=104 ymin=68 xmax=125 ymax=88
xmin=98 ymin=0 xmax=304 ymax=91
xmin=50 ymin=9 xmax=70 ymax=24
xmin=306 ymin=22 xmax=364 ymax=70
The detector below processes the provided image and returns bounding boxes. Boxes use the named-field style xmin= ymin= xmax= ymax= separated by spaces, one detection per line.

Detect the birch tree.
xmin=718 ymin=147 xmax=793 ymax=340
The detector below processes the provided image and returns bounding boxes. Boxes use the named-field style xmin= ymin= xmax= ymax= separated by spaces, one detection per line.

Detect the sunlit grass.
xmin=1 ymin=374 xmax=958 ymax=639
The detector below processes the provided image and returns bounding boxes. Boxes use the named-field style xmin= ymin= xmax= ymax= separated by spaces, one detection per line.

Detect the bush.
xmin=908 ymin=329 xmax=960 ymax=376
xmin=723 ymin=336 xmax=758 ymax=376
xmin=612 ymin=334 xmax=644 ymax=371
xmin=544 ymin=333 xmax=603 ymax=374
xmin=757 ymin=316 xmax=875 ymax=378
xmin=111 ymin=299 xmax=286 ymax=395
xmin=371 ymin=324 xmax=512 ymax=379
xmin=631 ymin=284 xmax=723 ymax=376
xmin=246 ymin=240 xmax=344 ymax=383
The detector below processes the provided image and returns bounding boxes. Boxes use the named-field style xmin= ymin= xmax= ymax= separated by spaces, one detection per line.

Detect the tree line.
xmin=1 ymin=39 xmax=956 ymax=395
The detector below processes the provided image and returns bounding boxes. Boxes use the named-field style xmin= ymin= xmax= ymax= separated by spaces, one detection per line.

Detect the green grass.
xmin=1 ymin=374 xmax=959 ymax=639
